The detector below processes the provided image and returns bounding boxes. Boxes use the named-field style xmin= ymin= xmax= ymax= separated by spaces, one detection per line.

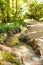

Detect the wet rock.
xmin=19 ymin=34 xmax=31 ymax=43
xmin=19 ymin=34 xmax=41 ymax=56
xmin=31 ymin=39 xmax=41 ymax=56
xmin=12 ymin=27 xmax=21 ymax=34
xmin=35 ymin=39 xmax=43 ymax=57
xmin=14 ymin=27 xmax=21 ymax=33
xmin=13 ymin=30 xmax=16 ymax=34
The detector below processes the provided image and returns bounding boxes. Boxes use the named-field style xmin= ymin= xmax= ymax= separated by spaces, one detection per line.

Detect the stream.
xmin=5 ymin=22 xmax=43 ymax=65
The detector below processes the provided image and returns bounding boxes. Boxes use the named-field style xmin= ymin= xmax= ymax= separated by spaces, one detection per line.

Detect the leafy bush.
xmin=0 ymin=22 xmax=26 ymax=33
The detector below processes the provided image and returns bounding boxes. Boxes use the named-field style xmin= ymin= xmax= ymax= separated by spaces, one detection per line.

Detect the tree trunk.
xmin=1 ymin=8 xmax=6 ymax=23
xmin=16 ymin=0 xmax=17 ymax=14
xmin=7 ymin=11 xmax=10 ymax=22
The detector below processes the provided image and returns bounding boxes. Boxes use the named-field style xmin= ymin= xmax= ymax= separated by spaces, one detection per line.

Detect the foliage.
xmin=26 ymin=1 xmax=43 ymax=21
xmin=0 ymin=0 xmax=43 ymax=24
xmin=0 ymin=22 xmax=26 ymax=33
xmin=0 ymin=23 xmax=14 ymax=33
xmin=3 ymin=52 xmax=21 ymax=65
xmin=0 ymin=0 xmax=11 ymax=23
xmin=0 ymin=0 xmax=25 ymax=23
xmin=0 ymin=51 xmax=21 ymax=65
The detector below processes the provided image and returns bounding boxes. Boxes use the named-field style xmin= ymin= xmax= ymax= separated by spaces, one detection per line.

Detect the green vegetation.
xmin=0 ymin=0 xmax=43 ymax=23
xmin=3 ymin=52 xmax=21 ymax=65
xmin=0 ymin=51 xmax=21 ymax=65
xmin=0 ymin=0 xmax=43 ymax=32
xmin=26 ymin=0 xmax=43 ymax=21
xmin=0 ymin=22 xmax=26 ymax=33
xmin=0 ymin=0 xmax=24 ymax=23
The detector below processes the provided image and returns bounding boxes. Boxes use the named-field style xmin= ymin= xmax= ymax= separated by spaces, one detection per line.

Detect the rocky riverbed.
xmin=0 ymin=22 xmax=43 ymax=65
